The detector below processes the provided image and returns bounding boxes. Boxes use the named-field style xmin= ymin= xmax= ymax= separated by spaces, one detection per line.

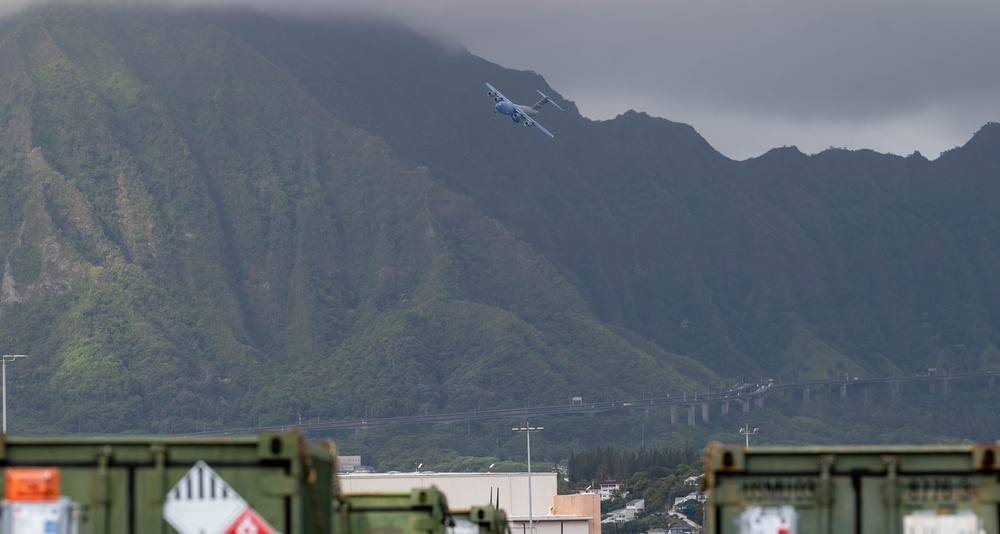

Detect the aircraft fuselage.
xmin=494 ymin=101 xmax=539 ymax=121
xmin=486 ymin=83 xmax=557 ymax=136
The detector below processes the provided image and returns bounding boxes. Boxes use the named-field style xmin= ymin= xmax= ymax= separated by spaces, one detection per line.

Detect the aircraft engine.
xmin=524 ymin=120 xmax=533 ymax=127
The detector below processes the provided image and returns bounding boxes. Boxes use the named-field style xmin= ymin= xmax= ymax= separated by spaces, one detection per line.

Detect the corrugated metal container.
xmin=339 ymin=472 xmax=557 ymax=518
xmin=704 ymin=442 xmax=1000 ymax=534
xmin=0 ymin=430 xmax=509 ymax=534
xmin=0 ymin=430 xmax=335 ymax=534
xmin=336 ymin=488 xmax=508 ymax=534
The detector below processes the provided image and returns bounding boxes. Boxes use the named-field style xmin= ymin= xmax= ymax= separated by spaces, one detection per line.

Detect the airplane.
xmin=485 ymin=83 xmax=563 ymax=137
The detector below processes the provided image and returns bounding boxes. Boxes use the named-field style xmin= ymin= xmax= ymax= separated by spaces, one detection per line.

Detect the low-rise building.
xmin=673 ymin=491 xmax=705 ymax=509
xmin=340 ymin=472 xmax=599 ymax=534
xmin=602 ymin=509 xmax=627 ymax=524
xmin=338 ymin=455 xmax=362 ymax=472
xmin=626 ymin=498 xmax=645 ymax=514
xmin=599 ymin=480 xmax=624 ymax=501
xmin=337 ymin=455 xmax=374 ymax=473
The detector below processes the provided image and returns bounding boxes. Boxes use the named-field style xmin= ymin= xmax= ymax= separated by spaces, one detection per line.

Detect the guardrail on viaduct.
xmin=193 ymin=371 xmax=998 ymax=436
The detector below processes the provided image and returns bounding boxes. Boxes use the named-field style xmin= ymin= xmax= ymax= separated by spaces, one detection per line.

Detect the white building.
xmin=599 ymin=481 xmax=624 ymax=501
xmin=673 ymin=491 xmax=706 ymax=510
xmin=683 ymin=475 xmax=703 ymax=487
xmin=601 ymin=499 xmax=645 ymax=525
xmin=336 ymin=455 xmax=374 ymax=474
xmin=602 ymin=509 xmax=627 ymax=524
xmin=337 ymin=456 xmax=361 ymax=472
xmin=339 ymin=472 xmax=599 ymax=534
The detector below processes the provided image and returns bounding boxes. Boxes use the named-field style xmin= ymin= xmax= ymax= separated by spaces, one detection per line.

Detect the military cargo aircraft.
xmin=485 ymin=83 xmax=563 ymax=137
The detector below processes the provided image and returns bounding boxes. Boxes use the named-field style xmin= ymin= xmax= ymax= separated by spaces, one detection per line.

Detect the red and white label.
xmin=223 ymin=507 xmax=276 ymax=534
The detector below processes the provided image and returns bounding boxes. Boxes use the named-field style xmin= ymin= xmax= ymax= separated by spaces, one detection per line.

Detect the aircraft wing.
xmin=487 ymin=83 xmax=555 ymax=137
xmin=486 ymin=83 xmax=508 ymax=103
xmin=527 ymin=117 xmax=555 ymax=138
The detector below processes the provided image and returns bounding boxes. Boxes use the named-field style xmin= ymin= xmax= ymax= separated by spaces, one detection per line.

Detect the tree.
xmin=595 ymin=464 xmax=611 ymax=484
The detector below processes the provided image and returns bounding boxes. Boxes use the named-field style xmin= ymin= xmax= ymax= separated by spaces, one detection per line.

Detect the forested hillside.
xmin=204 ymin=11 xmax=1000 ymax=379
xmin=1 ymin=6 xmax=999 ymax=436
xmin=0 ymin=6 xmax=711 ymax=434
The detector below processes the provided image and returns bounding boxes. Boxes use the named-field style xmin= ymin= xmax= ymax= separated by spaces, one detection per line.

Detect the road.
xmin=190 ymin=371 xmax=995 ymax=437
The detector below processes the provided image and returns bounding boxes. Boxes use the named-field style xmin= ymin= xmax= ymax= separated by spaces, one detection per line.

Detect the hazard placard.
xmin=5 ymin=467 xmax=60 ymax=502
xmin=739 ymin=505 xmax=797 ymax=534
xmin=163 ymin=461 xmax=277 ymax=534
xmin=223 ymin=507 xmax=276 ymax=534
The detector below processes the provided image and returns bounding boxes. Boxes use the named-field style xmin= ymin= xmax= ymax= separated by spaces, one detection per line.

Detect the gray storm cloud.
xmin=3 ymin=0 xmax=999 ymax=159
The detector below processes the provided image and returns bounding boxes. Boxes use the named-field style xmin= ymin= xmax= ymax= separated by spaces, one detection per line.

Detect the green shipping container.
xmin=336 ymin=489 xmax=508 ymax=534
xmin=704 ymin=442 xmax=1000 ymax=534
xmin=0 ymin=430 xmax=509 ymax=534
xmin=0 ymin=430 xmax=334 ymax=534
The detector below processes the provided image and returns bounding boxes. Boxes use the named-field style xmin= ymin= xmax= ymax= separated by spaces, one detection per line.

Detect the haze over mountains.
xmin=1 ymin=6 xmax=999 ymax=435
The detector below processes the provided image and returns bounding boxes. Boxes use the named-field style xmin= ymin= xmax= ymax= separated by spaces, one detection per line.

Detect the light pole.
xmin=512 ymin=420 xmax=543 ymax=534
xmin=2 ymin=355 xmax=27 ymax=434
xmin=739 ymin=420 xmax=759 ymax=448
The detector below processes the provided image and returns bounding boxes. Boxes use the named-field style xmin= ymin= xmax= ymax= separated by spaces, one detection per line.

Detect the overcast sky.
xmin=5 ymin=0 xmax=1000 ymax=160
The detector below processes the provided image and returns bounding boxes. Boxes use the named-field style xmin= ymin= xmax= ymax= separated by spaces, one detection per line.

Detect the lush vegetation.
xmin=208 ymin=10 xmax=1000 ymax=378
xmin=568 ymin=443 xmax=697 ymax=483
xmin=587 ymin=459 xmax=705 ymax=533
xmin=1 ymin=5 xmax=999 ymax=448
xmin=321 ymin=373 xmax=1000 ymax=474
xmin=0 ymin=6 xmax=709 ymax=435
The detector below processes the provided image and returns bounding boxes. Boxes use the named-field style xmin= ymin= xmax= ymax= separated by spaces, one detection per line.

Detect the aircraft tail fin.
xmin=531 ymin=90 xmax=564 ymax=112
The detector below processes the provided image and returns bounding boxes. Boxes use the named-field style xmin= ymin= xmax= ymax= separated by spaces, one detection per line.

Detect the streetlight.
xmin=2 ymin=355 xmax=27 ymax=434
xmin=739 ymin=420 xmax=759 ymax=448
xmin=512 ymin=420 xmax=543 ymax=534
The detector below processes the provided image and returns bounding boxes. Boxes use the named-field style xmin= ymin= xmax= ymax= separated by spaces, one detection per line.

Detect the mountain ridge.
xmin=227 ymin=8 xmax=1000 ymax=379
xmin=0 ymin=5 xmax=999 ymax=437
xmin=0 ymin=5 xmax=716 ymax=434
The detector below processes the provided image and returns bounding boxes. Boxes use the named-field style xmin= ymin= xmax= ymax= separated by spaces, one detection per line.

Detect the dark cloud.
xmin=4 ymin=0 xmax=999 ymax=159
xmin=378 ymin=0 xmax=1000 ymax=159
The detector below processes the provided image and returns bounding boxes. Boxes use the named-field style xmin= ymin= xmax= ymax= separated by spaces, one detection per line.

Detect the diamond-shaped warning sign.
xmin=163 ymin=461 xmax=277 ymax=534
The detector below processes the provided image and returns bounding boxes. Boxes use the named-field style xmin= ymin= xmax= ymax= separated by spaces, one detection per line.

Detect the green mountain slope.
xmin=0 ymin=6 xmax=712 ymax=434
xmin=4 ymin=6 xmax=1000 ymax=438
xmin=204 ymin=11 xmax=1000 ymax=379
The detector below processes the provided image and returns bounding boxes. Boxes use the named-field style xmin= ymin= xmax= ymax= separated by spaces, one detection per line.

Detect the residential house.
xmin=599 ymin=480 xmax=624 ymax=501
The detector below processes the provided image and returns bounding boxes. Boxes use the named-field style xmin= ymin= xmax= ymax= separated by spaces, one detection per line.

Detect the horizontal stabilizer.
xmin=531 ymin=90 xmax=564 ymax=112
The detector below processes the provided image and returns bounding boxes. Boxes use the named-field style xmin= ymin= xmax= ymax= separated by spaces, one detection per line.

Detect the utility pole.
xmin=512 ymin=420 xmax=543 ymax=534
xmin=739 ymin=420 xmax=759 ymax=448
xmin=2 ymin=355 xmax=27 ymax=434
